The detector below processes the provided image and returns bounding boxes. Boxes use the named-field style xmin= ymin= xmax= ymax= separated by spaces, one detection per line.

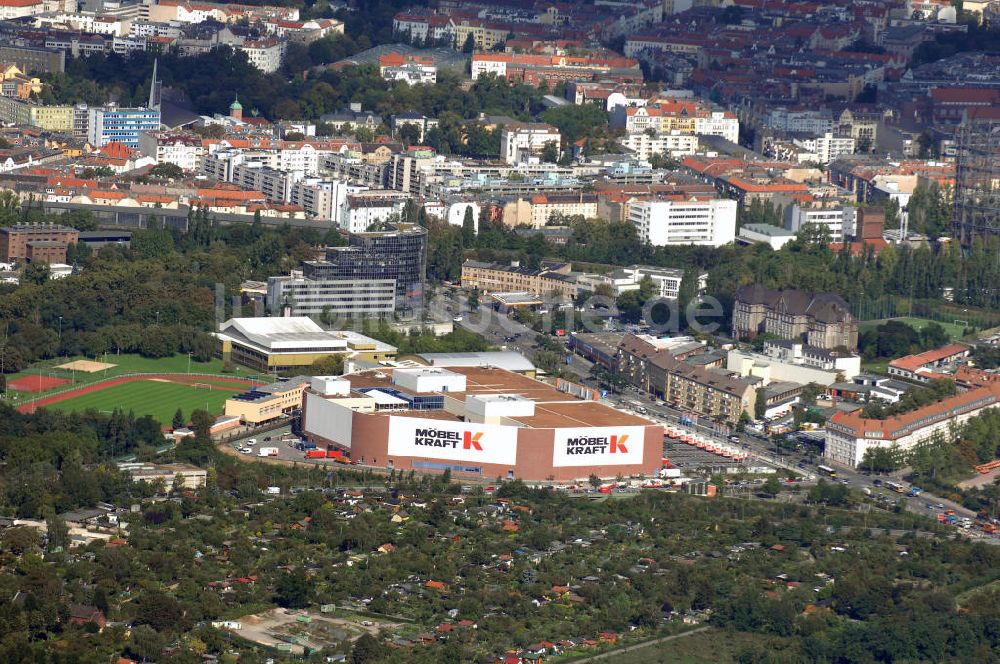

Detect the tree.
xmin=275 ymin=569 xmax=312 ymax=608
xmin=134 ymin=592 xmax=184 ymax=631
xmin=310 ymin=354 xmax=344 ymax=376
xmin=351 ymin=633 xmax=387 ymax=664
xmin=172 ymin=408 xmax=185 ymax=429
xmin=127 ymin=625 xmax=167 ymax=662
xmin=859 ymin=446 xmax=900 ymax=474
xmin=1 ymin=526 xmax=40 ymax=554
xmin=461 ymin=206 xmax=476 ymax=247
xmin=539 ymin=103 xmax=609 ymax=143
xmin=23 ymin=261 xmax=50 ymax=285
xmin=541 ymin=141 xmax=559 ymax=163
xmin=397 ymin=122 xmax=421 ymax=146
xmin=761 ymin=477 xmax=782 ymax=497
xmin=909 ymin=432 xmax=954 ymax=481
xmin=45 ymin=514 xmax=69 ymax=551
xmin=461 ymin=33 xmax=476 ymax=53
xmin=588 ymin=473 xmax=601 ymax=489
xmin=189 ymin=409 xmax=214 ymax=439
xmin=147 ymin=163 xmax=184 ymax=179
xmin=754 ymin=388 xmax=767 ymax=421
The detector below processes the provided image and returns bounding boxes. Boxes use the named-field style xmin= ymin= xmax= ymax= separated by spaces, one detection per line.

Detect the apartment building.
xmin=617 ymin=333 xmax=756 ymax=425
xmin=826 ymin=383 xmax=1000 ymax=467
xmin=0 ymin=64 xmax=41 ymax=99
xmin=391 ymin=12 xmax=453 ymax=44
xmin=611 ymin=98 xmax=739 ymax=143
xmin=289 ymin=178 xmax=365 ymax=220
xmin=338 ymin=191 xmax=409 ymax=233
xmin=797 ymin=133 xmax=856 ymax=164
xmin=500 ymin=193 xmax=598 ymax=228
xmin=0 ymin=97 xmax=74 ymax=132
xmin=732 ymin=285 xmax=858 ymax=351
xmin=137 ymin=131 xmax=205 ymax=171
xmin=449 ymin=19 xmax=511 ymax=50
xmin=500 ymin=122 xmax=561 ymax=164
xmin=629 ymin=198 xmax=737 ymax=247
xmin=231 ymin=162 xmax=302 ymax=204
xmin=784 ymin=203 xmax=855 ymax=243
xmin=460 ymin=260 xmax=578 ymax=299
xmin=470 ymin=52 xmax=641 ymax=86
xmin=238 ymin=38 xmax=285 ymax=72
xmin=0 ymin=0 xmax=44 ymax=20
xmin=763 ymin=107 xmax=834 ymax=135
xmin=619 ymin=131 xmax=698 ymax=161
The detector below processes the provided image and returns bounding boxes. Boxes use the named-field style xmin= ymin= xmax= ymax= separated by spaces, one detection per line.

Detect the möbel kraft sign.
xmin=387 ymin=417 xmax=517 ymax=465
xmin=552 ymin=426 xmax=646 ymax=467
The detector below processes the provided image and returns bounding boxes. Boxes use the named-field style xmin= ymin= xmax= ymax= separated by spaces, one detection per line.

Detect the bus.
xmin=817 ymin=465 xmax=837 ymax=478
xmin=885 ymin=481 xmax=905 ymax=494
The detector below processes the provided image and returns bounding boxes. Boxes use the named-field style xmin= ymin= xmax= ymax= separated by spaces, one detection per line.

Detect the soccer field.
xmin=44 ymin=379 xmax=242 ymax=426
xmin=858 ymin=317 xmax=967 ymax=341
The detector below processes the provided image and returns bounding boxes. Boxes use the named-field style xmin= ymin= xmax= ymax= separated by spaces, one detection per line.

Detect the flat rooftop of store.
xmin=338 ymin=366 xmax=652 ymax=429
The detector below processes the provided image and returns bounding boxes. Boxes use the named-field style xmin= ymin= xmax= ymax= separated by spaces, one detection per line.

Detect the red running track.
xmin=16 ymin=374 xmax=261 ymax=414
xmin=7 ymin=374 xmax=71 ymax=393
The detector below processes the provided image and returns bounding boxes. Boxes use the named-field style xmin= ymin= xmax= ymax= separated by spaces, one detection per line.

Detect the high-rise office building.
xmin=87 ymin=105 xmax=161 ymax=147
xmin=302 ymin=224 xmax=427 ymax=309
xmin=266 ymin=275 xmax=397 ymax=318
xmin=954 ymin=108 xmax=1000 ymax=245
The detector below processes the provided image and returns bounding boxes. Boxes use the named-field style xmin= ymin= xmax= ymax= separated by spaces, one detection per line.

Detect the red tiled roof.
xmin=830 ymin=382 xmax=1000 ymax=440
xmin=888 ymin=343 xmax=969 ymax=373
xmin=930 ymin=87 xmax=1000 ymax=104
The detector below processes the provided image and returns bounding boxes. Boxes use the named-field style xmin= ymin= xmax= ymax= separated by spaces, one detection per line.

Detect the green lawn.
xmin=858 ymin=317 xmax=968 ymax=341
xmin=6 ymin=353 xmax=260 ymax=397
xmin=861 ymin=359 xmax=889 ymax=375
xmin=43 ymin=379 xmax=242 ymax=425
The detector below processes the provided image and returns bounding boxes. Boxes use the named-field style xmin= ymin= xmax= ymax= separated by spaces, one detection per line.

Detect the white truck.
xmin=258 ymin=447 xmax=279 ymax=457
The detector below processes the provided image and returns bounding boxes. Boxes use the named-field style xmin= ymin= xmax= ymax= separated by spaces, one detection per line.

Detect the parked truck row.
xmin=304 ymin=446 xmax=356 ymax=464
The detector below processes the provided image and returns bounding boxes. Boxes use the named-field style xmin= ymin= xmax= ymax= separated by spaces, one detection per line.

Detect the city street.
xmin=443 ymin=293 xmax=982 ymax=526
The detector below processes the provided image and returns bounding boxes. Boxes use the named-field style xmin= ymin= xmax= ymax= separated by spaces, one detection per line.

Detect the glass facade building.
xmin=303 ymin=224 xmax=427 ymax=308
xmin=954 ymin=110 xmax=1000 ymax=245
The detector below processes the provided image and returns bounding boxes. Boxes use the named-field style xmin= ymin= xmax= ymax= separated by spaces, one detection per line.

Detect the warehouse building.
xmin=302 ymin=367 xmax=662 ymax=481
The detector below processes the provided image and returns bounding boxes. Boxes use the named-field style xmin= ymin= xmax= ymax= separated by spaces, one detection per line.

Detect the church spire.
xmin=148 ymin=58 xmax=161 ymax=110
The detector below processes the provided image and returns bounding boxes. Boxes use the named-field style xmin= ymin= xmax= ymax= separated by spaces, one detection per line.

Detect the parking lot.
xmin=227 ymin=425 xmax=348 ymax=467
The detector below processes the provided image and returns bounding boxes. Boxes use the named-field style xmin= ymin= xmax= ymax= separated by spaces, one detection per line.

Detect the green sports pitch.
xmin=44 ymin=379 xmax=242 ymax=426
xmin=858 ymin=316 xmax=968 ymax=341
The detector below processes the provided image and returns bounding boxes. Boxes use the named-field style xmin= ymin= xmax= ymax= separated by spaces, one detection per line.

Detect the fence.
xmin=852 ymin=296 xmax=1000 ymax=331
xmin=12 ymin=372 xmax=266 ymax=408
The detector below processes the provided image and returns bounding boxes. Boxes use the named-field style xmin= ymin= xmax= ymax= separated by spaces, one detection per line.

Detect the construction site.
xmin=216 ymin=607 xmax=400 ymax=657
xmin=954 ymin=108 xmax=1000 ymax=246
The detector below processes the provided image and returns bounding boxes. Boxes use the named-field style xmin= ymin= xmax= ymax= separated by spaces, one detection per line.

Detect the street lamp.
xmin=58 ymin=316 xmax=63 ymax=349
xmin=155 ymin=310 xmax=160 ymax=325
xmin=187 ymin=352 xmax=192 ymax=374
